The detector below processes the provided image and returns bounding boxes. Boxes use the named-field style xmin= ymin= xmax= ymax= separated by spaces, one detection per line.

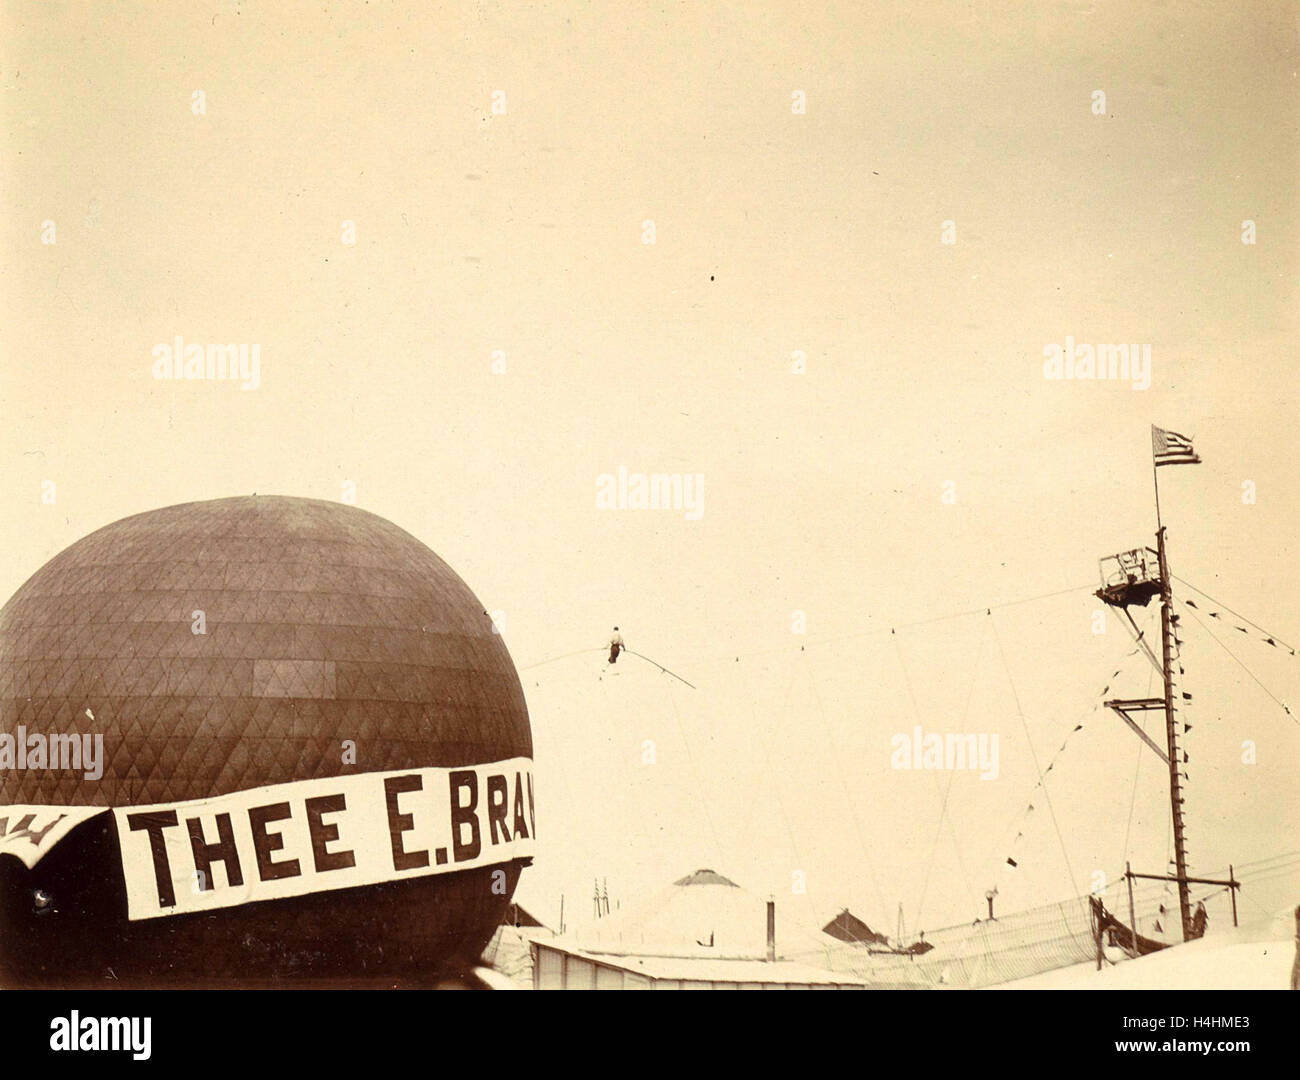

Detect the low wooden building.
xmin=532 ymin=940 xmax=869 ymax=990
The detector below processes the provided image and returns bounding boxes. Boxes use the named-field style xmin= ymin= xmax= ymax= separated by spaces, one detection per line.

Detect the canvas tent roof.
xmin=575 ymin=868 xmax=843 ymax=961
xmin=673 ymin=869 xmax=740 ymax=887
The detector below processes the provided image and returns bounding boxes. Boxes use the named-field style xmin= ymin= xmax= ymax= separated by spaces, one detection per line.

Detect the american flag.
xmin=1152 ymin=425 xmax=1201 ymax=467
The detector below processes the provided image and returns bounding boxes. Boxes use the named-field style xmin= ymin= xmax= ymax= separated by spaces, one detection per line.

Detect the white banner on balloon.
xmin=110 ymin=758 xmax=536 ymax=921
xmin=0 ymin=805 xmax=110 ymax=869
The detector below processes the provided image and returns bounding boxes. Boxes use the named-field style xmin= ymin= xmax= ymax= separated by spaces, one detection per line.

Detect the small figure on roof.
xmin=608 ymin=627 xmax=624 ymax=664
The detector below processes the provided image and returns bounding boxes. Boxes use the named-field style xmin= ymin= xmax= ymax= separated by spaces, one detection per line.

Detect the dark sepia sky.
xmin=2 ymin=1 xmax=1297 ymax=937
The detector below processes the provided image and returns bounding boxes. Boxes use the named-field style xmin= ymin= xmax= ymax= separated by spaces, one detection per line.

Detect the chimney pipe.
xmin=766 ymin=899 xmax=776 ymax=962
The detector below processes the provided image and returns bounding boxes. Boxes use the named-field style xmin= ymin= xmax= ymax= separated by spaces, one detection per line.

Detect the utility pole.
xmin=1095 ymin=430 xmax=1207 ymax=945
xmin=1156 ymin=521 xmax=1192 ymax=941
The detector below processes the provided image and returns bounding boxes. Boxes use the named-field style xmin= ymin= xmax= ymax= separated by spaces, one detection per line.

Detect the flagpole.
xmin=1151 ymin=427 xmax=1193 ymax=940
xmin=1152 ymin=442 xmax=1163 ymax=532
xmin=1153 ymin=463 xmax=1162 ymax=529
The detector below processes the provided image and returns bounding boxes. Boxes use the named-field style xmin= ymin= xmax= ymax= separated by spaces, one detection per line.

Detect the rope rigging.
xmin=1175 ymin=577 xmax=1297 ymax=656
xmin=912 ymin=621 xmax=987 ymax=929
xmin=516 ymin=582 xmax=1098 ymax=675
xmin=1175 ymin=598 xmax=1296 ymax=726
xmin=800 ymin=647 xmax=892 ymax=927
xmin=510 ymin=477 xmax=1296 ymax=944
xmin=624 ymin=649 xmax=697 ymax=689
xmin=1119 ymin=660 xmax=1157 ymax=878
xmin=889 ymin=625 xmax=980 ymax=930
xmin=989 ymin=614 xmax=1081 ymax=900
